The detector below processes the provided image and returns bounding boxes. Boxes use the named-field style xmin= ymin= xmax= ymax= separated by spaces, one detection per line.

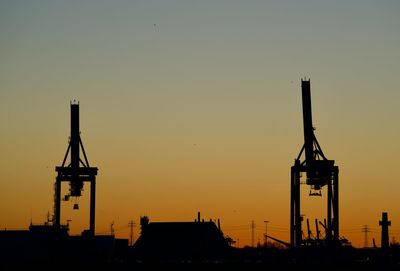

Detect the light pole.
xmin=129 ymin=220 xmax=136 ymax=246
xmin=264 ymin=220 xmax=269 ymax=246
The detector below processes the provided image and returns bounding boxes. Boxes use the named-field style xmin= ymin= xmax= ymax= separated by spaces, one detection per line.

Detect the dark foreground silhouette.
xmin=1 ymin=222 xmax=400 ymax=270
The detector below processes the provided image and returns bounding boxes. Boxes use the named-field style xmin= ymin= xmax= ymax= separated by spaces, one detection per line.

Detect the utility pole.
xmin=362 ymin=225 xmax=371 ymax=248
xmin=110 ymin=221 xmax=115 ymax=236
xmin=264 ymin=220 xmax=269 ymax=246
xmin=129 ymin=220 xmax=136 ymax=246
xmin=251 ymin=220 xmax=255 ymax=247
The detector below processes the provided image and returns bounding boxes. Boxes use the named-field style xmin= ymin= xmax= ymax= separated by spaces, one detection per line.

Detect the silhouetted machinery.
xmin=291 ymin=79 xmax=339 ymax=247
xmin=53 ymin=102 xmax=98 ymax=235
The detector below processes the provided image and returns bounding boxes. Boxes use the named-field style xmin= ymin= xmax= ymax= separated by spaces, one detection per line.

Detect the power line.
xmin=263 ymin=220 xmax=269 ymax=246
xmin=362 ymin=225 xmax=371 ymax=248
xmin=251 ymin=220 xmax=255 ymax=247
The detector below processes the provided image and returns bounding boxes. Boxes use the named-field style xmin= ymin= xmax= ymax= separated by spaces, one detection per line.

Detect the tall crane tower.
xmin=290 ymin=79 xmax=339 ymax=248
xmin=53 ymin=102 xmax=98 ymax=236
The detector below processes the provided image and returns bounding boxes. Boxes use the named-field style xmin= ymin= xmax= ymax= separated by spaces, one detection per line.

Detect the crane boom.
xmin=301 ymin=80 xmax=314 ymax=166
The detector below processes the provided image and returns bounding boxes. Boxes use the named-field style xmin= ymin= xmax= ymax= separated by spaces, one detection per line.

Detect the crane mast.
xmin=301 ymin=80 xmax=315 ymax=166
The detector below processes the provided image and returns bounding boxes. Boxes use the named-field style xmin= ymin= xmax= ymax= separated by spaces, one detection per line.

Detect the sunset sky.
xmin=1 ymin=1 xmax=399 ymax=248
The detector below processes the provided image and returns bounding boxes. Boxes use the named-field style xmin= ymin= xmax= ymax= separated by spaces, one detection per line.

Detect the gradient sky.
xmin=1 ymin=0 xmax=399 ymax=248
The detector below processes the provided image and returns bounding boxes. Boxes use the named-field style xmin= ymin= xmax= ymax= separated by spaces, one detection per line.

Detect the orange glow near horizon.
xmin=1 ymin=1 xmax=400 ymax=249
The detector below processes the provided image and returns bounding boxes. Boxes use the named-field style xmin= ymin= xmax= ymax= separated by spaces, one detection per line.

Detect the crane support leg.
xmin=327 ymin=179 xmax=332 ymax=241
xmin=333 ymin=167 xmax=339 ymax=241
xmin=290 ymin=166 xmax=295 ymax=247
xmin=55 ymin=179 xmax=61 ymax=228
xmin=90 ymin=178 xmax=96 ymax=236
xmin=290 ymin=161 xmax=302 ymax=248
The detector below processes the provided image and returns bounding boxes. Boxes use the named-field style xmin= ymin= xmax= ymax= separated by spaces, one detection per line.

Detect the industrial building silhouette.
xmin=132 ymin=214 xmax=230 ymax=261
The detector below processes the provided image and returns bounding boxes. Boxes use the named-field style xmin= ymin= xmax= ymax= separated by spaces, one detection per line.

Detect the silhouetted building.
xmin=132 ymin=217 xmax=230 ymax=261
xmin=379 ymin=212 xmax=391 ymax=250
xmin=0 ymin=224 xmax=128 ymax=266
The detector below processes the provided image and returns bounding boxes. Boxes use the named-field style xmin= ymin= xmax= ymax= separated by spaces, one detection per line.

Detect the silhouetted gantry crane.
xmin=53 ymin=102 xmax=98 ymax=236
xmin=290 ymin=79 xmax=339 ymax=248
